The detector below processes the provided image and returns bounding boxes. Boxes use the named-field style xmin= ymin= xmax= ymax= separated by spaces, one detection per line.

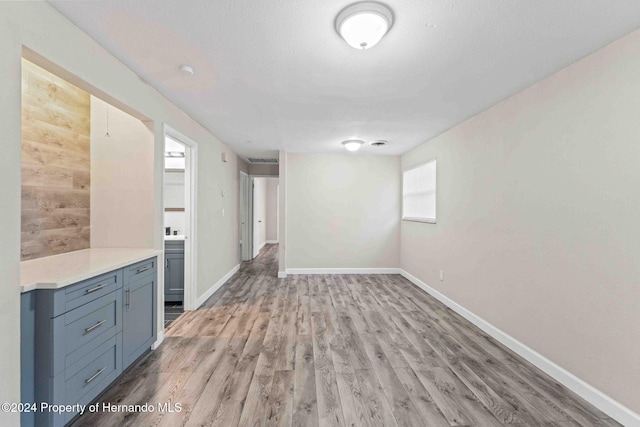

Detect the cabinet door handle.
xmin=85 ymin=283 xmax=106 ymax=294
xmin=84 ymin=319 xmax=107 ymax=334
xmin=85 ymin=367 xmax=107 ymax=384
xmin=166 ymin=258 xmax=170 ymax=270
xmin=126 ymin=289 xmax=131 ymax=307
xmin=136 ymin=265 xmax=152 ymax=274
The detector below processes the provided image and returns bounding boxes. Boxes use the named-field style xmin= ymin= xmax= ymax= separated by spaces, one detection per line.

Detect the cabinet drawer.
xmin=63 ymin=333 xmax=122 ymax=412
xmin=123 ymin=257 xmax=157 ymax=283
xmin=43 ymin=270 xmax=122 ymax=318
xmin=52 ymin=291 xmax=122 ymax=376
xmin=165 ymin=240 xmax=184 ymax=253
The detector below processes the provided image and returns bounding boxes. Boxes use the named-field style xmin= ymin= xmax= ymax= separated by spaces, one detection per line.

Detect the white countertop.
xmin=20 ymin=248 xmax=162 ymax=293
xmin=165 ymin=235 xmax=185 ymax=241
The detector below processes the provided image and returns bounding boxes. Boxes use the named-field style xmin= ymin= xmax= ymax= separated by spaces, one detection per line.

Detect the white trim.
xmin=193 ymin=264 xmax=240 ymax=309
xmin=265 ymin=240 xmax=279 ymax=244
xmin=253 ymin=240 xmax=267 ymax=258
xmin=163 ymin=124 xmax=198 ymax=311
xmin=277 ymin=271 xmax=287 ymax=278
xmin=240 ymin=171 xmax=250 ymax=262
xmin=286 ymin=268 xmax=401 ymax=275
xmin=399 ymin=269 xmax=640 ymax=427
xmin=151 ymin=329 xmax=164 ymax=350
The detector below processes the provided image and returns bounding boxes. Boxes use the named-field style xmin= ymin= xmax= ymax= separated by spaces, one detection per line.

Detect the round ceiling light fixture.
xmin=335 ymin=1 xmax=394 ymax=50
xmin=342 ymin=139 xmax=364 ymax=152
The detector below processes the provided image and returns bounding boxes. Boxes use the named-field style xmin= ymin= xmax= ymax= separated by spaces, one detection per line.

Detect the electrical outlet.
xmin=439 ymin=270 xmax=444 ymax=281
xmin=222 ymin=209 xmax=225 ymax=217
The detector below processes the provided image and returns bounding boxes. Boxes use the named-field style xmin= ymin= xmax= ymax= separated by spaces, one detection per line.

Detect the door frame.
xmin=163 ymin=124 xmax=198 ymax=311
xmin=239 ymin=171 xmax=251 ymax=261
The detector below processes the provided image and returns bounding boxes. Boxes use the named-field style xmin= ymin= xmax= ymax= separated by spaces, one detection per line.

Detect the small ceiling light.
xmin=336 ymin=2 xmax=394 ymax=50
xmin=342 ymin=140 xmax=364 ymax=152
xmin=371 ymin=140 xmax=387 ymax=147
xmin=179 ymin=64 xmax=195 ymax=76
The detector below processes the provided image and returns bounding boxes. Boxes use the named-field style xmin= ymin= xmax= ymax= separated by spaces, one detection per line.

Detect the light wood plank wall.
xmin=21 ymin=59 xmax=91 ymax=260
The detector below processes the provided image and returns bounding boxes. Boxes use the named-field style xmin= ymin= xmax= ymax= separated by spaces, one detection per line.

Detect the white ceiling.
xmin=50 ymin=1 xmax=640 ymax=158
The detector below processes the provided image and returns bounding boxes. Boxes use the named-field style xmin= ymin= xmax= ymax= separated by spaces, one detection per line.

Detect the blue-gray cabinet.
xmin=164 ymin=240 xmax=184 ymax=303
xmin=20 ymin=257 xmax=157 ymax=427
xmin=122 ymin=258 xmax=157 ymax=367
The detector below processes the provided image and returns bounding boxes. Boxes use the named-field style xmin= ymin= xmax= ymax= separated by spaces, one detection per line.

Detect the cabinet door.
xmin=164 ymin=253 xmax=184 ymax=302
xmin=122 ymin=274 xmax=156 ymax=368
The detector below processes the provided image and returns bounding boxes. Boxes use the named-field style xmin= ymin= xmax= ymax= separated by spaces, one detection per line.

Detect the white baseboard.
xmin=253 ymin=241 xmax=267 ymax=258
xmin=277 ymin=271 xmax=287 ymax=278
xmin=286 ymin=267 xmax=401 ymax=275
xmin=265 ymin=240 xmax=279 ymax=244
xmin=194 ymin=264 xmax=240 ymax=309
xmin=399 ymin=269 xmax=640 ymax=427
xmin=151 ymin=329 xmax=164 ymax=350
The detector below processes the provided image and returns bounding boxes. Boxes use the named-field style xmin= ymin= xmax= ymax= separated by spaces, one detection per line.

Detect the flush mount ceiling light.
xmin=342 ymin=139 xmax=364 ymax=152
xmin=335 ymin=1 xmax=394 ymax=50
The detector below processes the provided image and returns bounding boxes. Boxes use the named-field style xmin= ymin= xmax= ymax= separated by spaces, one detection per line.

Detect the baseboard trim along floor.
xmin=286 ymin=267 xmax=400 ymax=275
xmin=398 ymin=268 xmax=640 ymax=427
xmin=194 ymin=264 xmax=240 ymax=309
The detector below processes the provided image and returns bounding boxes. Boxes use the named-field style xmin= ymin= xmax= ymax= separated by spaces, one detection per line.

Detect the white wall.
xmin=1 ymin=4 xmax=245 ymax=417
xmin=0 ymin=7 xmax=23 ymax=424
xmin=265 ymin=178 xmax=279 ymax=242
xmin=252 ymin=177 xmax=267 ymax=257
xmin=401 ymin=28 xmax=640 ymax=415
xmin=163 ymin=171 xmax=185 ymax=234
xmin=286 ymin=153 xmax=401 ymax=270
xmin=91 ymin=96 xmax=155 ymax=248
xmin=278 ymin=152 xmax=287 ymax=275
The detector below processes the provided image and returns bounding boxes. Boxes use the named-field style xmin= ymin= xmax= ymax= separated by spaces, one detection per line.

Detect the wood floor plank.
xmin=211 ymin=370 xmax=254 ymax=427
xmin=293 ymin=334 xmax=319 ymax=426
xmin=414 ymin=367 xmax=481 ymax=427
xmin=352 ymin=369 xmax=399 ymax=427
xmin=266 ymin=370 xmax=295 ymax=427
xmin=392 ymin=367 xmax=450 ymax=427
xmin=358 ymin=333 xmax=425 ymax=427
xmin=237 ymin=372 xmax=275 ymax=427
xmin=336 ymin=313 xmax=372 ymax=370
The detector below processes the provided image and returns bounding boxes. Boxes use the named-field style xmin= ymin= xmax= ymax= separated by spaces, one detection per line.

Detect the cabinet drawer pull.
xmin=136 ymin=265 xmax=152 ymax=274
xmin=85 ymin=283 xmax=106 ymax=294
xmin=85 ymin=367 xmax=107 ymax=384
xmin=84 ymin=319 xmax=107 ymax=334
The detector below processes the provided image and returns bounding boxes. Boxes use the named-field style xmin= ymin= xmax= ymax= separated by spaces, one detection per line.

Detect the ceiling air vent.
xmin=371 ymin=140 xmax=388 ymax=147
xmin=248 ymin=158 xmax=279 ymax=164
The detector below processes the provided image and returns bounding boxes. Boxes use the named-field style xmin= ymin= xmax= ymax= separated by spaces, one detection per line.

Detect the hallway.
xmin=72 ymin=243 xmax=617 ymax=426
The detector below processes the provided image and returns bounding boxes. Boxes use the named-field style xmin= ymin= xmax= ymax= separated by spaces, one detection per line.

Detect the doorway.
xmin=162 ymin=125 xmax=198 ymax=327
xmin=251 ymin=176 xmax=279 ymax=259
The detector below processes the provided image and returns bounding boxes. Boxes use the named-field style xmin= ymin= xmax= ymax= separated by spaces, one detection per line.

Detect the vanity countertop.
xmin=165 ymin=235 xmax=185 ymax=241
xmin=20 ymin=248 xmax=162 ymax=293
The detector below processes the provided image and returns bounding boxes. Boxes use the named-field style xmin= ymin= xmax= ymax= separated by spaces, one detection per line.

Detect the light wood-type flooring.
xmin=72 ymin=244 xmax=620 ymax=426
